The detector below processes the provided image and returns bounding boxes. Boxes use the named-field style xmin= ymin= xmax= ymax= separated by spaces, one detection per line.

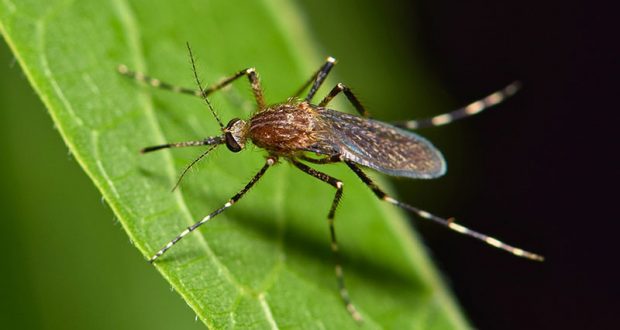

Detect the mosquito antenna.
xmin=186 ymin=42 xmax=224 ymax=129
xmin=171 ymin=144 xmax=219 ymax=191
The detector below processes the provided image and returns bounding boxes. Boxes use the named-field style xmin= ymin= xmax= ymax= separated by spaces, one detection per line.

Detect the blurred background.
xmin=1 ymin=0 xmax=612 ymax=329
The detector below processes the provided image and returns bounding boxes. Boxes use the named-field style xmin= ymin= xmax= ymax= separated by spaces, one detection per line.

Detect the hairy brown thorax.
xmin=249 ymin=102 xmax=323 ymax=154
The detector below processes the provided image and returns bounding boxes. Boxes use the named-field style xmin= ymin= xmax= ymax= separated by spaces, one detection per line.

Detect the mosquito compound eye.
xmin=225 ymin=132 xmax=242 ymax=152
xmin=225 ymin=118 xmax=241 ymax=129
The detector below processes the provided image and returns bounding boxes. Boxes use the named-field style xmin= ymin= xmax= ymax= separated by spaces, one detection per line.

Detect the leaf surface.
xmin=0 ymin=0 xmax=469 ymax=328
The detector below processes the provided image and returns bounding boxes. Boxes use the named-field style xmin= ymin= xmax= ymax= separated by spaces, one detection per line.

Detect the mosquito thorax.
xmin=224 ymin=118 xmax=248 ymax=152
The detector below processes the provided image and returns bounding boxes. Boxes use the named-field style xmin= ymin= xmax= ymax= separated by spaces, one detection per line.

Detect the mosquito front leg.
xmin=201 ymin=67 xmax=266 ymax=110
xmin=291 ymin=159 xmax=363 ymax=323
xmin=393 ymin=82 xmax=522 ymax=129
xmin=117 ymin=64 xmax=202 ymax=97
xmin=345 ymin=161 xmax=544 ymax=261
xmin=119 ymin=65 xmax=266 ymax=109
xmin=149 ymin=156 xmax=276 ymax=262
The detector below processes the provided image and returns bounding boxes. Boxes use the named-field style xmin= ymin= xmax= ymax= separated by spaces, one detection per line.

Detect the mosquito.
xmin=118 ymin=43 xmax=543 ymax=322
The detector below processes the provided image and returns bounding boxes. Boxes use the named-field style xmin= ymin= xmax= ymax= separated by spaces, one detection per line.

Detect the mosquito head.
xmin=224 ymin=118 xmax=248 ymax=152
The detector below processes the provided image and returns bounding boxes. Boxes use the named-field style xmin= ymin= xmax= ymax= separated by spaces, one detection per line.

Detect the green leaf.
xmin=0 ymin=0 xmax=469 ymax=328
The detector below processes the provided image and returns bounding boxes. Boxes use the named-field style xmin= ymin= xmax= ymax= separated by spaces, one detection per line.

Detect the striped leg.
xmin=117 ymin=64 xmax=201 ymax=96
xmin=149 ymin=156 xmax=276 ymax=263
xmin=345 ymin=161 xmax=544 ymax=261
xmin=199 ymin=67 xmax=266 ymax=110
xmin=291 ymin=56 xmax=337 ymax=102
xmin=393 ymin=81 xmax=522 ymax=129
xmin=319 ymin=83 xmax=370 ymax=117
xmin=291 ymin=159 xmax=363 ymax=322
xmin=117 ymin=65 xmax=266 ymax=109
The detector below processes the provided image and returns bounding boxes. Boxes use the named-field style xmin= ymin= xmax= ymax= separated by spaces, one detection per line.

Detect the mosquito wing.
xmin=315 ymin=108 xmax=446 ymax=178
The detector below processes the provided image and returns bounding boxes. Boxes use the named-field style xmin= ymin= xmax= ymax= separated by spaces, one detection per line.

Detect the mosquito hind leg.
xmin=149 ymin=156 xmax=276 ymax=262
xmin=393 ymin=81 xmax=522 ymax=129
xmin=319 ymin=83 xmax=370 ymax=117
xmin=291 ymin=159 xmax=363 ymax=322
xmin=345 ymin=161 xmax=544 ymax=261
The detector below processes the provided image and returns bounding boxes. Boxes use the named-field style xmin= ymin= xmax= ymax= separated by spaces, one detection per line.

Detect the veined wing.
xmin=315 ymin=108 xmax=446 ymax=178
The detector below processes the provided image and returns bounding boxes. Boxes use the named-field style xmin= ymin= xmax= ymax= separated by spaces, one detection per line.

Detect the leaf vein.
xmin=111 ymin=0 xmax=247 ymax=316
xmin=259 ymin=292 xmax=280 ymax=330
xmin=36 ymin=20 xmax=84 ymax=128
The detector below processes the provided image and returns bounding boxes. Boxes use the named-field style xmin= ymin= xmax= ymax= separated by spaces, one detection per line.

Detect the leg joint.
xmin=373 ymin=189 xmax=387 ymax=199
xmin=266 ymin=156 xmax=278 ymax=165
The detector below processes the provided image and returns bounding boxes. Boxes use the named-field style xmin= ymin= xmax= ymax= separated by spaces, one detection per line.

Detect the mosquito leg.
xmin=291 ymin=159 xmax=363 ymax=322
xmin=201 ymin=67 xmax=266 ymax=110
xmin=291 ymin=57 xmax=337 ymax=102
xmin=149 ymin=156 xmax=277 ymax=263
xmin=319 ymin=83 xmax=370 ymax=117
xmin=345 ymin=161 xmax=544 ymax=261
xmin=393 ymin=81 xmax=522 ymax=129
xmin=117 ymin=64 xmax=202 ymax=96
xmin=118 ymin=65 xmax=266 ymax=109
xmin=299 ymin=154 xmax=342 ymax=164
